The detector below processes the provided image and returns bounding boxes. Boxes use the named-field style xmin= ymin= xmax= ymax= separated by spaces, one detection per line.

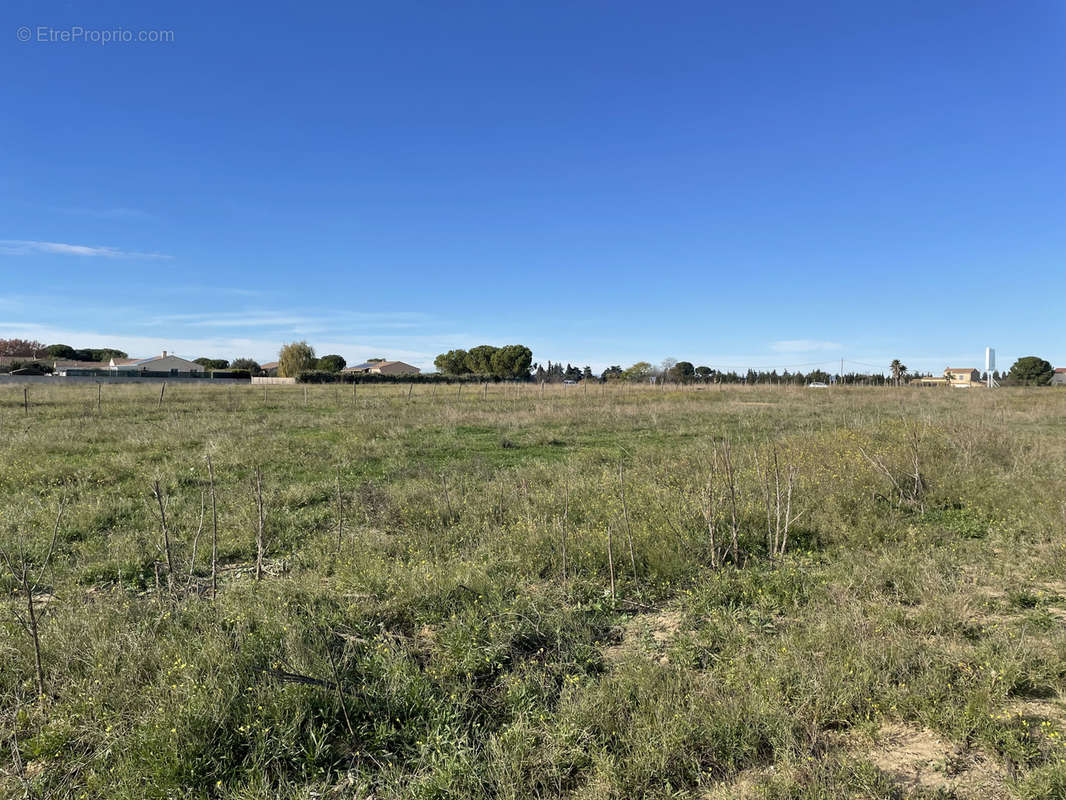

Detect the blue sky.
xmin=2 ymin=1 xmax=1063 ymax=373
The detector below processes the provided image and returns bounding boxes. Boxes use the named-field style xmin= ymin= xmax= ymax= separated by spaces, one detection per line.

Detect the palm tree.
xmin=890 ymin=359 xmax=907 ymax=386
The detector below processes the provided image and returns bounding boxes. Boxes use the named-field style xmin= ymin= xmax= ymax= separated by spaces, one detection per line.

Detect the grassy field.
xmin=2 ymin=381 xmax=1066 ymax=799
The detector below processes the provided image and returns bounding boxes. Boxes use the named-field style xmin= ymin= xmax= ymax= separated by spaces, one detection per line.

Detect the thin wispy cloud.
xmin=49 ymin=206 xmax=156 ymax=221
xmin=770 ymin=339 xmax=843 ymax=353
xmin=148 ymin=310 xmax=434 ymax=330
xmin=163 ymin=314 xmax=320 ymax=329
xmin=158 ymin=287 xmax=265 ymax=298
xmin=0 ymin=240 xmax=171 ymax=259
xmin=0 ymin=321 xmax=471 ymax=370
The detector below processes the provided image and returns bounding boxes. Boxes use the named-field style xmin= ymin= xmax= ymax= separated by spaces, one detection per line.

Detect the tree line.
xmin=5 ymin=337 xmax=1059 ymax=386
xmin=434 ymin=345 xmax=533 ymax=378
xmin=536 ymin=356 xmax=1062 ymax=387
xmin=0 ymin=340 xmax=130 ymax=374
xmin=0 ymin=339 xmax=128 ymax=362
xmin=196 ymin=346 xmax=348 ymax=377
xmin=594 ymin=361 xmax=878 ymax=385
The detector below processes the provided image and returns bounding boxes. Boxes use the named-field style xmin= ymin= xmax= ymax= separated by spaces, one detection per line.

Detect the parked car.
xmin=807 ymin=382 xmax=829 ymax=388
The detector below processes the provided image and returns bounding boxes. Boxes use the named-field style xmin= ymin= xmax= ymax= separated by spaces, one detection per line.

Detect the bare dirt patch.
xmin=701 ymin=767 xmax=775 ymax=799
xmin=649 ymin=609 xmax=682 ymax=644
xmin=603 ymin=609 xmax=683 ymax=664
xmin=861 ymin=722 xmax=1007 ymax=798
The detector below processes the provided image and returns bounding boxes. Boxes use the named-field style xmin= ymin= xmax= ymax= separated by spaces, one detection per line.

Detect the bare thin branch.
xmin=30 ymin=501 xmax=66 ymax=594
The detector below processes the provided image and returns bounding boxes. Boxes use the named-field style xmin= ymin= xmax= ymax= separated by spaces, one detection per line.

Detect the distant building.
xmin=910 ymin=368 xmax=982 ymax=388
xmin=110 ymin=351 xmax=204 ymax=374
xmin=911 ymin=376 xmax=948 ymax=387
xmin=343 ymin=360 xmax=421 ymax=376
xmin=260 ymin=361 xmax=279 ymax=377
xmin=53 ymin=359 xmax=109 ymax=375
xmin=944 ymin=368 xmax=981 ymax=388
xmin=1052 ymin=368 xmax=1066 ymax=386
xmin=54 ymin=359 xmax=106 ymax=370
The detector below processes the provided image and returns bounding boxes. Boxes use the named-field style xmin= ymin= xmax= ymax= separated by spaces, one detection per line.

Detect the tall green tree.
xmin=436 ymin=344 xmax=533 ymax=377
xmin=278 ymin=341 xmax=316 ymax=377
xmin=316 ymin=354 xmax=346 ymax=373
xmin=669 ymin=361 xmax=695 ymax=382
xmin=490 ymin=345 xmax=533 ymax=378
xmin=74 ymin=348 xmax=127 ymax=362
xmin=623 ymin=362 xmax=653 ymax=382
xmin=890 ymin=359 xmax=907 ymax=386
xmin=434 ymin=349 xmax=470 ymax=375
xmin=43 ymin=344 xmax=76 ymax=359
xmin=1006 ymin=356 xmax=1053 ymax=386
xmin=465 ymin=345 xmax=499 ymax=375
xmin=230 ymin=358 xmax=261 ymax=374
